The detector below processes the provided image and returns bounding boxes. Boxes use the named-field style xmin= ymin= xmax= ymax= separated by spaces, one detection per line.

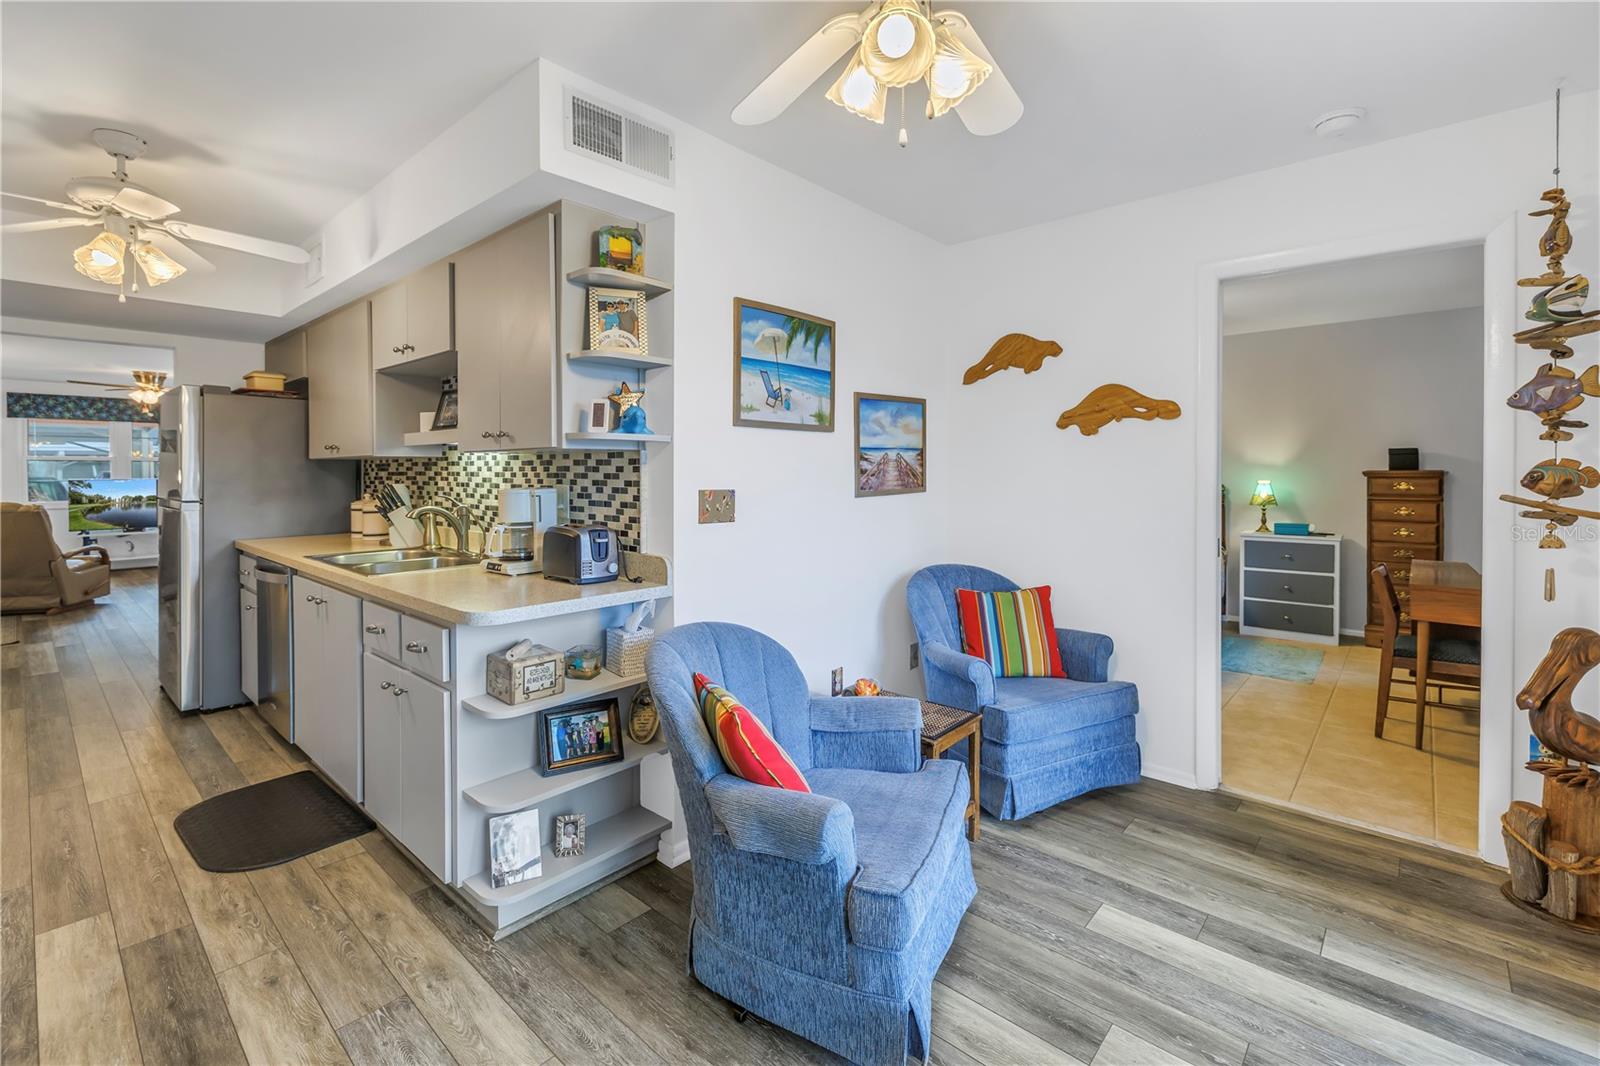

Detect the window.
xmin=26 ymin=420 xmax=113 ymax=490
xmin=131 ymin=423 xmax=159 ymax=478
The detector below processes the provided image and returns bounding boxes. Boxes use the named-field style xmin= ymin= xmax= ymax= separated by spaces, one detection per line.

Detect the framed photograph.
xmin=587 ymin=287 xmax=648 ymax=354
xmin=552 ymin=813 xmax=587 ymax=857
xmin=733 ymin=298 xmax=835 ymax=432
xmin=431 ymin=376 xmax=459 ymax=431
xmin=596 ymin=225 xmax=643 ymax=273
xmin=488 ymin=808 xmax=541 ymax=888
xmin=855 ymin=393 xmax=927 ymax=497
xmin=539 ymin=698 xmax=624 ymax=775
xmin=585 ymin=398 xmax=613 ymax=433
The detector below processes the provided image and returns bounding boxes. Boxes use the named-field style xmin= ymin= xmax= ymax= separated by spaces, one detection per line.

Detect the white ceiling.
xmin=0 ymin=331 xmax=173 ymax=384
xmin=1221 ymin=244 xmax=1484 ymax=336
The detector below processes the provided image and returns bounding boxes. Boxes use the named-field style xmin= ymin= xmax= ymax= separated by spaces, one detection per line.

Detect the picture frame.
xmin=431 ymin=376 xmax=459 ymax=431
xmin=596 ymin=225 xmax=644 ymax=273
xmin=587 ymin=287 xmax=648 ymax=355
xmin=488 ymin=808 xmax=541 ymax=888
xmin=552 ymin=813 xmax=587 ymax=857
xmin=538 ymin=698 xmax=624 ymax=776
xmin=733 ymin=297 xmax=835 ymax=432
xmin=585 ymin=398 xmax=613 ymax=433
xmin=855 ymin=393 xmax=927 ymax=498
xmin=627 ymin=685 xmax=660 ymax=744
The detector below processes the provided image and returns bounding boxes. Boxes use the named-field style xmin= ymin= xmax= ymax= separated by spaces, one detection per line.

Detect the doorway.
xmin=1193 ymin=217 xmax=1519 ymax=862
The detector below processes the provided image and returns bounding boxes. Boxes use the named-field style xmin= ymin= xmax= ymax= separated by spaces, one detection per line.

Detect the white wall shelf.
xmin=459 ymin=806 xmax=671 ymax=907
xmin=564 ymin=267 xmax=672 ymax=298
xmin=376 ymin=348 xmax=458 ymax=379
xmin=461 ymin=671 xmax=647 ymax=721
xmin=566 ymin=350 xmax=673 ymax=372
xmin=464 ymin=736 xmax=667 ymax=814
xmin=402 ymin=428 xmax=459 ymax=447
xmin=564 ymin=431 xmax=670 ymax=446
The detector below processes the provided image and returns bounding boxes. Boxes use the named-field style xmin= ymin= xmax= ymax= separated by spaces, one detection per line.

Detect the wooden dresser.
xmin=1363 ymin=469 xmax=1445 ymax=646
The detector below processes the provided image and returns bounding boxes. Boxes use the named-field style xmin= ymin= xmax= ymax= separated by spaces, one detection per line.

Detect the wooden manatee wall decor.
xmin=962 ymin=334 xmax=1063 ymax=385
xmin=1056 ymin=384 xmax=1182 ymax=436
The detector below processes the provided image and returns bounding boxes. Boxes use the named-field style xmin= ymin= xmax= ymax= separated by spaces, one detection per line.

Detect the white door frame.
xmin=1193 ymin=213 xmax=1518 ymax=864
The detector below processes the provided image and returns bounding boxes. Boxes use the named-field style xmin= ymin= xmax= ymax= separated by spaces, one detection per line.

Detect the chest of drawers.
xmin=1363 ymin=469 xmax=1445 ymax=646
xmin=1238 ymin=533 xmax=1342 ymax=645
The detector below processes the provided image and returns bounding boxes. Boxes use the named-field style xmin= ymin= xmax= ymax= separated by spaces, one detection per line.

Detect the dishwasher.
xmin=254 ymin=562 xmax=295 ymax=742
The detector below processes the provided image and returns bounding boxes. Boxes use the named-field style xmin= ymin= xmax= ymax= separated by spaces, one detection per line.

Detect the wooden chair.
xmin=1371 ymin=564 xmax=1480 ymax=749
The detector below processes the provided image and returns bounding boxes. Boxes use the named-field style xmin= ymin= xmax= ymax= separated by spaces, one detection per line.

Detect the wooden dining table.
xmin=1408 ymin=560 xmax=1482 ymax=746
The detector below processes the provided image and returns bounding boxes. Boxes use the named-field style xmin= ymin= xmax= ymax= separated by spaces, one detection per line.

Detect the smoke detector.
xmin=1312 ymin=108 xmax=1367 ymax=139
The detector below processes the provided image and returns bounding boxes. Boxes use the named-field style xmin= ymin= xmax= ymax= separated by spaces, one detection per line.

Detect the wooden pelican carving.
xmin=1518 ymin=627 xmax=1600 ymax=788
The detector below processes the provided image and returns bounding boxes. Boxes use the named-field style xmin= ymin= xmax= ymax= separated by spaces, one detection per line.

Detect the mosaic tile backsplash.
xmin=362 ymin=449 xmax=642 ymax=551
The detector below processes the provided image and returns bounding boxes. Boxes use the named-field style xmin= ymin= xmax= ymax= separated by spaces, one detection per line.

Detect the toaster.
xmin=541 ymin=524 xmax=619 ymax=585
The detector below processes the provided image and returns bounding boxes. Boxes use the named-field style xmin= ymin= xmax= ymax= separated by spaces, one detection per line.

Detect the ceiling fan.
xmin=731 ymin=0 xmax=1022 ymax=145
xmin=65 ymin=370 xmax=169 ymax=410
xmin=1 ymin=128 xmax=310 ymax=302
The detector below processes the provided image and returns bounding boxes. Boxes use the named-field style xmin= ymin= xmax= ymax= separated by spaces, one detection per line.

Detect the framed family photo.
xmin=538 ymin=698 xmax=624 ymax=775
xmin=733 ymin=297 xmax=835 ymax=431
xmin=588 ymin=287 xmax=649 ymax=354
xmin=855 ymin=393 xmax=927 ymax=498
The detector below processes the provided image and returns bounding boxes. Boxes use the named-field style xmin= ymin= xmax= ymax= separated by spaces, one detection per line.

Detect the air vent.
xmin=565 ymin=90 xmax=675 ymax=185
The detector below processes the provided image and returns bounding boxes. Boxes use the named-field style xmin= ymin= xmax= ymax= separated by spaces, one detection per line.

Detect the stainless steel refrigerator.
xmin=158 ymin=385 xmax=357 ymax=712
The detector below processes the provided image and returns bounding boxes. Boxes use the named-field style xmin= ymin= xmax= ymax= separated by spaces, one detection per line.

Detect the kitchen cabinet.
xmin=239 ymin=587 xmax=259 ymax=704
xmin=454 ymin=212 xmax=556 ymax=450
xmin=372 ymin=261 xmax=454 ymax=371
xmin=265 ymin=329 xmax=307 ymax=381
xmin=291 ymin=576 xmax=363 ymax=799
xmin=306 ymin=300 xmax=374 ymax=459
xmin=362 ymin=651 xmax=451 ymax=881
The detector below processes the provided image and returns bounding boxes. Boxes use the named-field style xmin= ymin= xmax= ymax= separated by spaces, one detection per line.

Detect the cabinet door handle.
xmin=365 ymin=624 xmax=386 ymax=634
xmin=380 ymin=680 xmax=393 ymax=690
xmin=305 ymin=594 xmax=317 ymax=602
xmin=243 ymin=605 xmax=254 ymax=611
xmin=392 ymin=687 xmax=408 ymax=697
xmin=1281 ymin=584 xmax=1293 ymax=592
xmin=405 ymin=641 xmax=427 ymax=653
xmin=392 ymin=346 xmax=402 ymax=354
xmin=329 ymin=444 xmax=340 ymax=453
xmin=1394 ymin=548 xmax=1415 ymax=559
xmin=1394 ymin=527 xmax=1415 ymax=538
xmin=1392 ymin=481 xmax=1416 ymax=492
xmin=1281 ymin=614 xmax=1293 ymax=623
xmin=1279 ymin=553 xmax=1294 ymax=560
xmin=401 ymin=344 xmax=415 ymax=353
xmin=482 ymin=431 xmax=494 ymax=439
xmin=1393 ymin=506 xmax=1416 ymax=517
xmin=1393 ymin=569 xmax=1409 ymax=581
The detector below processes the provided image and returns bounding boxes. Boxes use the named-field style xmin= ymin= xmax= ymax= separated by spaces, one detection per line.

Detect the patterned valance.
xmin=5 ymin=392 xmax=151 ymax=423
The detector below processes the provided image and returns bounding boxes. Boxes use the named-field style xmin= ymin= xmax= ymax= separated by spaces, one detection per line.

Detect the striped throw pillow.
xmin=693 ymin=673 xmax=811 ymax=792
xmin=954 ymin=586 xmax=1067 ymax=678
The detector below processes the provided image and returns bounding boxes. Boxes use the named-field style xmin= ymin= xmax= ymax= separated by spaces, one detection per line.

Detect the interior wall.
xmin=1 ymin=317 xmax=261 ymax=388
xmin=1221 ymin=308 xmax=1485 ymax=627
xmin=942 ymin=92 xmax=1598 ymax=796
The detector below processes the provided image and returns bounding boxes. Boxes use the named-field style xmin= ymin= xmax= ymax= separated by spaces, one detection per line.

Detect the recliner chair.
xmin=1 ymin=502 xmax=111 ymax=614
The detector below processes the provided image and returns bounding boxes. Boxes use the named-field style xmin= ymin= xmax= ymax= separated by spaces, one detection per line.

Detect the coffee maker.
xmin=483 ymin=487 xmax=560 ymax=576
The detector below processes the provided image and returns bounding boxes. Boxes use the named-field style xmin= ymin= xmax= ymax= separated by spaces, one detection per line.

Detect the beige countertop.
xmin=235 ymin=534 xmax=670 ymax=627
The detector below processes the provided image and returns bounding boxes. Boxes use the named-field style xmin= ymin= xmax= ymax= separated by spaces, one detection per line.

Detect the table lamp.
xmin=1249 ymin=479 xmax=1277 ymax=532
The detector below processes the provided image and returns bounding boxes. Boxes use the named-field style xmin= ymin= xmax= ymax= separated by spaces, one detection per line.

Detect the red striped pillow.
xmin=955 ymin=586 xmax=1066 ymax=678
xmin=694 ymin=673 xmax=810 ymax=792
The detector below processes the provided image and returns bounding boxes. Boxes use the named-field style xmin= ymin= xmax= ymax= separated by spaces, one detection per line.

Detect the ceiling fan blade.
xmin=1 ymin=190 xmax=96 ymax=216
xmin=731 ymin=12 xmax=866 ymax=125
xmin=1 ymin=216 xmax=101 ymax=234
xmin=157 ymin=220 xmax=310 ymax=264
xmin=66 ymin=380 xmax=131 ymax=390
xmin=141 ymin=228 xmax=215 ymax=273
xmin=936 ymin=11 xmax=1023 ymax=136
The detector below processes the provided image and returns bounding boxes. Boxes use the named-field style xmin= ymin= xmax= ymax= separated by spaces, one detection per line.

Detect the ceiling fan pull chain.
xmin=898 ymin=87 xmax=909 ymax=149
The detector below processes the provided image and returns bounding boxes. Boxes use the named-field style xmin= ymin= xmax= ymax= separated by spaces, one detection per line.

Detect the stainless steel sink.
xmin=310 ymin=547 xmax=480 ymax=576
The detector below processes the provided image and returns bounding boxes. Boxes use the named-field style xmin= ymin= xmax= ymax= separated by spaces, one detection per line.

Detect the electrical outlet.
xmin=698 ymin=489 xmax=735 ymax=524
xmin=831 ymin=667 xmax=843 ymax=697
xmin=909 ymin=642 xmax=919 ymax=669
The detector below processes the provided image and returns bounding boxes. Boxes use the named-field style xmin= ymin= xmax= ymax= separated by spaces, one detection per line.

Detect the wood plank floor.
xmin=2 ymin=570 xmax=1596 ymax=1065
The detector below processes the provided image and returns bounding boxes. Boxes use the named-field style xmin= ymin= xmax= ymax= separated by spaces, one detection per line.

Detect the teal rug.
xmin=1222 ymin=636 xmax=1324 ymax=684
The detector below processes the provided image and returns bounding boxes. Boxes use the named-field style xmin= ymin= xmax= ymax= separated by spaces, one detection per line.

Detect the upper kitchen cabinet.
xmin=306 ymin=300 xmax=375 ymax=459
xmin=372 ymin=261 xmax=454 ymax=371
xmin=454 ymin=211 xmax=557 ymax=450
xmin=264 ymin=328 xmax=307 ymax=382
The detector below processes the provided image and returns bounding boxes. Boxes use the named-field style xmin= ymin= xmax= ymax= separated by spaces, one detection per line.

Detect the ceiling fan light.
xmin=926 ymin=23 xmax=992 ymax=117
xmin=132 ymin=242 xmax=186 ymax=286
xmin=826 ymin=51 xmax=887 ymax=123
xmin=861 ymin=0 xmax=935 ymax=87
xmin=72 ymin=230 xmax=126 ymax=285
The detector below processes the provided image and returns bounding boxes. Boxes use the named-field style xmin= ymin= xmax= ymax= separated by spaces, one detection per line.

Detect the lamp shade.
xmin=132 ymin=241 xmax=186 ymax=287
xmin=826 ymin=49 xmax=887 ymax=123
xmin=860 ymin=0 xmax=936 ymax=87
xmin=925 ymin=21 xmax=992 ymax=117
xmin=1248 ymin=480 xmax=1278 ymax=507
xmin=72 ymin=231 xmax=126 ymax=285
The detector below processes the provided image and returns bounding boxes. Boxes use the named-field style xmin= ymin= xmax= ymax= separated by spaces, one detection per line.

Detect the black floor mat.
xmin=174 ymin=771 xmax=374 ymax=872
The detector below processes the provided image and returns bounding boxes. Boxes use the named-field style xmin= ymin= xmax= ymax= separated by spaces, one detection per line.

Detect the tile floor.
xmin=1221 ymin=634 xmax=1480 ymax=851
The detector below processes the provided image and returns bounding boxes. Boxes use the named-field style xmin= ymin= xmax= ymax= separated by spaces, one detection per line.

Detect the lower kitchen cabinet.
xmin=362 ymin=652 xmax=451 ymax=881
xmin=291 ymin=576 xmax=364 ymax=800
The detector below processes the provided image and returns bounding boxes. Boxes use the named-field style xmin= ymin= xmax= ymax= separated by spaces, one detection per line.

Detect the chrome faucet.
xmin=407 ymin=502 xmax=478 ymax=557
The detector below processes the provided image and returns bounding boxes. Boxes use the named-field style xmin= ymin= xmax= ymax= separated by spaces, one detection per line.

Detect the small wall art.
xmin=1056 ymin=384 xmax=1181 ymax=436
xmin=733 ymin=298 xmax=835 ymax=431
xmin=588 ymin=287 xmax=649 ymax=354
xmin=597 ymin=225 xmax=644 ymax=273
xmin=855 ymin=392 xmax=926 ymax=497
xmin=962 ymin=333 xmax=1063 ymax=385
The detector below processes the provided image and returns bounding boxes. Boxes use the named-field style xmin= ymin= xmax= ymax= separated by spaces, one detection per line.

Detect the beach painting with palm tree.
xmin=733 ymin=298 xmax=835 ymax=431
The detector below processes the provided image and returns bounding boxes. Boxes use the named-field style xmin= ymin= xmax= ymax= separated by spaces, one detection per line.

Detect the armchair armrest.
xmin=62 ymin=545 xmax=111 ymax=567
xmin=922 ymin=641 xmax=996 ymax=709
xmin=1057 ymin=627 xmax=1113 ymax=683
xmin=809 ymin=695 xmax=921 ymax=773
xmin=704 ymin=774 xmax=856 ymax=866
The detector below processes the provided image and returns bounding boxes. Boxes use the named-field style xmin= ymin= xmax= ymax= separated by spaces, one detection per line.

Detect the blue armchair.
xmin=646 ymin=622 xmax=976 ymax=1066
xmin=906 ymin=564 xmax=1141 ymax=820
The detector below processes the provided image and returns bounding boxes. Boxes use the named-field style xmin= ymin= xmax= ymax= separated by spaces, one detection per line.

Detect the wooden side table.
xmin=885 ymin=692 xmax=982 ymax=840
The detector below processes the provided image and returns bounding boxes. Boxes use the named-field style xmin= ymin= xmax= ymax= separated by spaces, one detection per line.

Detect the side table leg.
xmin=968 ymin=722 xmax=981 ymax=841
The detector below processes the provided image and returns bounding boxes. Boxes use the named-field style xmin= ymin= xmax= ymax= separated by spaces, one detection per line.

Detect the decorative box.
xmin=486 ymin=643 xmax=563 ymax=705
xmin=565 ymin=644 xmax=602 ymax=680
xmin=605 ymin=624 xmax=654 ymax=677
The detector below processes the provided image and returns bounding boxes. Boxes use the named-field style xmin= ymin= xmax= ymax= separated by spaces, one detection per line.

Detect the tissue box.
xmin=604 ymin=624 xmax=654 ymax=677
xmin=486 ymin=643 xmax=564 ymax=705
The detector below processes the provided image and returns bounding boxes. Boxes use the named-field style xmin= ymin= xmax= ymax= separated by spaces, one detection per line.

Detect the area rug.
xmin=1222 ymin=635 xmax=1324 ymax=684
xmin=174 ymin=771 xmax=373 ymax=872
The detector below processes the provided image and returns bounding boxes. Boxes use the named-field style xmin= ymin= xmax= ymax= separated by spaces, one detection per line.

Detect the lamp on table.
xmin=1249 ymin=479 xmax=1278 ymax=533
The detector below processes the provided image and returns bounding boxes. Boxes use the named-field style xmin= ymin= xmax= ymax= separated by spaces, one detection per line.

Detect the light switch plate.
xmin=698 ymin=489 xmax=735 ymax=524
